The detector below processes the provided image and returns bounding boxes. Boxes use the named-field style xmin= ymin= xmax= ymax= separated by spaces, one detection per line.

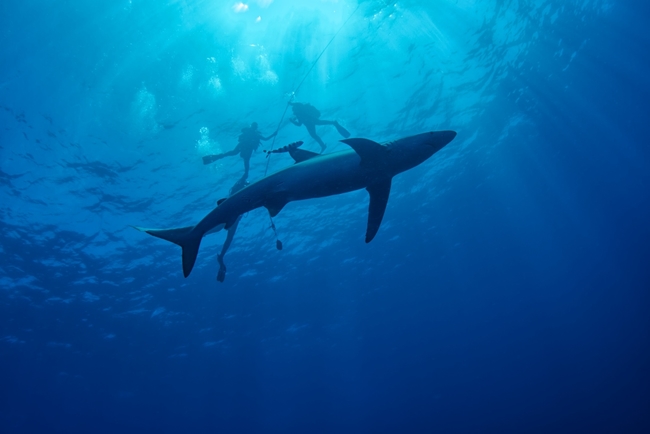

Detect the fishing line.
xmin=263 ymin=2 xmax=362 ymax=176
xmin=261 ymin=2 xmax=362 ymax=248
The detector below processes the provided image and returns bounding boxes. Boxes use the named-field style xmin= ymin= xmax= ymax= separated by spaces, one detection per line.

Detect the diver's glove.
xmin=217 ymin=267 xmax=226 ymax=282
xmin=217 ymin=255 xmax=226 ymax=282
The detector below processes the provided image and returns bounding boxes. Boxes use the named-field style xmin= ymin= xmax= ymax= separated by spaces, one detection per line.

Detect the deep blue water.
xmin=1 ymin=0 xmax=649 ymax=432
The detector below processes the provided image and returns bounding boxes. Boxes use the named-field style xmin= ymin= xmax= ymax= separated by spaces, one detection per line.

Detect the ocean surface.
xmin=1 ymin=0 xmax=649 ymax=432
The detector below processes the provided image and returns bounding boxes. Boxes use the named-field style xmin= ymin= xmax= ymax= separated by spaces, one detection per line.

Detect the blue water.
xmin=1 ymin=0 xmax=649 ymax=432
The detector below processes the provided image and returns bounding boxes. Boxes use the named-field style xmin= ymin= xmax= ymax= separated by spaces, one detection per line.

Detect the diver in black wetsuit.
xmin=202 ymin=122 xmax=277 ymax=179
xmin=216 ymin=176 xmax=249 ymax=282
xmin=288 ymin=102 xmax=350 ymax=152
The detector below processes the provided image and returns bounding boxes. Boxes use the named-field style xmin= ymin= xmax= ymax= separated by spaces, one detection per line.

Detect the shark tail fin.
xmin=132 ymin=225 xmax=202 ymax=278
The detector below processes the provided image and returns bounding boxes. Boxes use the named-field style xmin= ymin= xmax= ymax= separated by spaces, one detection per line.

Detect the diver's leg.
xmin=242 ymin=156 xmax=250 ymax=179
xmin=306 ymin=123 xmax=327 ymax=152
xmin=314 ymin=119 xmax=336 ymax=126
xmin=216 ymin=220 xmax=240 ymax=282
xmin=203 ymin=148 xmax=239 ymax=165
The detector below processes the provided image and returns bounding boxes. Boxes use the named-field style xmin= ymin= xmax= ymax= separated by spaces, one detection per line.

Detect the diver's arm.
xmin=289 ymin=116 xmax=302 ymax=127
xmin=261 ymin=130 xmax=278 ymax=141
xmin=221 ymin=146 xmax=240 ymax=157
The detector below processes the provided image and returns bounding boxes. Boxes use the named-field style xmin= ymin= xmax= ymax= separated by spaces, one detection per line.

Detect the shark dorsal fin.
xmin=290 ymin=148 xmax=320 ymax=163
xmin=217 ymin=198 xmax=227 ymax=206
xmin=341 ymin=138 xmax=387 ymax=164
xmin=365 ymin=178 xmax=392 ymax=243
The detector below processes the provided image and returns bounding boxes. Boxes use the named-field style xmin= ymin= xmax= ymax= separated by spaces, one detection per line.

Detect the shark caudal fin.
xmin=132 ymin=225 xmax=202 ymax=278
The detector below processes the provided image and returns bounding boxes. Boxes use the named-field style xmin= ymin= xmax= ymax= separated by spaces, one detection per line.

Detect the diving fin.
xmin=334 ymin=122 xmax=351 ymax=138
xmin=203 ymin=154 xmax=221 ymax=165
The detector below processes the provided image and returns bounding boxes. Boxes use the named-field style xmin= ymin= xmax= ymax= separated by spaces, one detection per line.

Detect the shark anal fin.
xmin=365 ymin=178 xmax=392 ymax=243
xmin=340 ymin=138 xmax=387 ymax=164
xmin=290 ymin=148 xmax=320 ymax=163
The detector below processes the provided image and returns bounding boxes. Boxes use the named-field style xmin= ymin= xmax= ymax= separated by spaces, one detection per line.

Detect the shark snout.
xmin=427 ymin=130 xmax=457 ymax=150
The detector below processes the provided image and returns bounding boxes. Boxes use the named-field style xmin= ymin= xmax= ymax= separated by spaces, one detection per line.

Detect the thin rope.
xmin=263 ymin=98 xmax=293 ymax=176
xmin=261 ymin=3 xmax=362 ymax=246
xmin=293 ymin=5 xmax=362 ymax=97
xmin=263 ymin=3 xmax=362 ymax=177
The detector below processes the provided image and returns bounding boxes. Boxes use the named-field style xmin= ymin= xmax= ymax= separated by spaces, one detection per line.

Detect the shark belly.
xmin=270 ymin=151 xmax=371 ymax=203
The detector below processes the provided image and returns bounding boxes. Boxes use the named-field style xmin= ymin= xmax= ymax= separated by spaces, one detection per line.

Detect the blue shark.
xmin=134 ymin=130 xmax=457 ymax=277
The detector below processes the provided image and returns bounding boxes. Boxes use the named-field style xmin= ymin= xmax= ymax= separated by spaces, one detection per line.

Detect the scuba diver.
xmin=202 ymin=122 xmax=277 ymax=179
xmin=288 ymin=102 xmax=350 ymax=152
xmin=215 ymin=176 xmax=249 ymax=282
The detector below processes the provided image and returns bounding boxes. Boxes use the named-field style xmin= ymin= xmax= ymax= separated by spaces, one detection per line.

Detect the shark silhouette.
xmin=134 ymin=130 xmax=457 ymax=277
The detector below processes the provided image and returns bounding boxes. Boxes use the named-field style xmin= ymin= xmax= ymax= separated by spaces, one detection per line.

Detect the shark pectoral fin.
xmin=340 ymin=138 xmax=387 ymax=164
xmin=290 ymin=148 xmax=320 ymax=163
xmin=265 ymin=200 xmax=287 ymax=218
xmin=365 ymin=178 xmax=392 ymax=243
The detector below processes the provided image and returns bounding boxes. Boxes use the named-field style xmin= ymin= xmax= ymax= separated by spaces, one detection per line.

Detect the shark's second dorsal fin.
xmin=217 ymin=198 xmax=227 ymax=206
xmin=341 ymin=138 xmax=387 ymax=164
xmin=290 ymin=148 xmax=320 ymax=164
xmin=365 ymin=178 xmax=392 ymax=243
